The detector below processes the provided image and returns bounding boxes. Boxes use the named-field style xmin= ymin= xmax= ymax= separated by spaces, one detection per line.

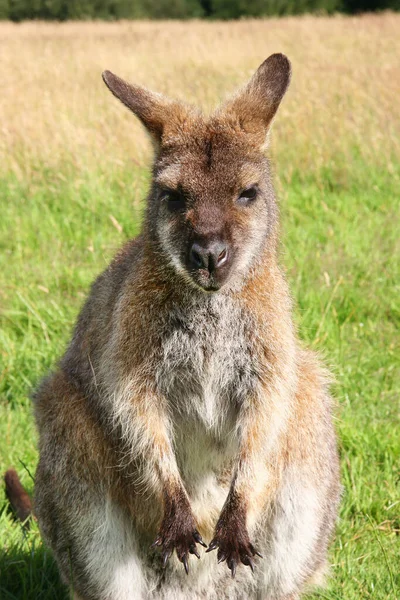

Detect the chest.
xmin=155 ymin=295 xmax=258 ymax=430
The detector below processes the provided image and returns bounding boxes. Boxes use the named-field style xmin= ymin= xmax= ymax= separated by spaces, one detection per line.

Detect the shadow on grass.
xmin=0 ymin=521 xmax=68 ymax=600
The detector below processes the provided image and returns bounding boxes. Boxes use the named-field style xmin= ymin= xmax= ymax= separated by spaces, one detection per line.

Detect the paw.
xmin=206 ymin=532 xmax=262 ymax=577
xmin=152 ymin=507 xmax=207 ymax=574
xmin=206 ymin=495 xmax=262 ymax=577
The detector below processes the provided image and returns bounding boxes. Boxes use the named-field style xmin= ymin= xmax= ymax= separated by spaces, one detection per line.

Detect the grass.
xmin=1 ymin=15 xmax=399 ymax=600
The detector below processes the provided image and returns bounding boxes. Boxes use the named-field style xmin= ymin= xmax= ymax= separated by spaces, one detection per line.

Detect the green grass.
xmin=0 ymin=160 xmax=399 ymax=599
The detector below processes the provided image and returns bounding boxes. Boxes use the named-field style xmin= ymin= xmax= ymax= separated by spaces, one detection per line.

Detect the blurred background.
xmin=1 ymin=0 xmax=399 ymax=20
xmin=1 ymin=5 xmax=399 ymax=600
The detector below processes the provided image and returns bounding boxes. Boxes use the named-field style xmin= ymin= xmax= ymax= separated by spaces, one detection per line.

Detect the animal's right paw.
xmin=206 ymin=492 xmax=262 ymax=578
xmin=152 ymin=503 xmax=207 ymax=574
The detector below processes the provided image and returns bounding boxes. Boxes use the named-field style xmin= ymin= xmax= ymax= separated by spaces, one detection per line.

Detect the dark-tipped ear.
xmin=102 ymin=70 xmax=181 ymax=141
xmin=223 ymin=53 xmax=291 ymax=138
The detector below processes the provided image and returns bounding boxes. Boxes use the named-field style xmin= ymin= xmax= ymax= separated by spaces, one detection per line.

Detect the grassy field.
xmin=1 ymin=14 xmax=399 ymax=599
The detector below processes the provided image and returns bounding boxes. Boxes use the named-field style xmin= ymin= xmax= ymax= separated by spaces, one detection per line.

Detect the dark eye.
xmin=163 ymin=189 xmax=186 ymax=212
xmin=237 ymin=186 xmax=258 ymax=206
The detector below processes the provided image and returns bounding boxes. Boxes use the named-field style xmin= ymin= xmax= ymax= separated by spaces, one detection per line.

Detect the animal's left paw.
xmin=206 ymin=531 xmax=262 ymax=577
xmin=206 ymin=497 xmax=262 ymax=577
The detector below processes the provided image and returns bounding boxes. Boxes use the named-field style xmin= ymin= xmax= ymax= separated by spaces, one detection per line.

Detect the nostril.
xmin=190 ymin=244 xmax=208 ymax=270
xmin=216 ymin=247 xmax=228 ymax=267
xmin=191 ymin=249 xmax=203 ymax=269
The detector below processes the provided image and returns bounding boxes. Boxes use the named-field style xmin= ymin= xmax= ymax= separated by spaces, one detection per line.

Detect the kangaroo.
xmin=33 ymin=54 xmax=341 ymax=600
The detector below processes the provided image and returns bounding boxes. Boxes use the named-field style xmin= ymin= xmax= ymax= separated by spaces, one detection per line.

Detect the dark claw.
xmin=162 ymin=548 xmax=172 ymax=568
xmin=194 ymin=531 xmax=207 ymax=548
xmin=181 ymin=554 xmax=189 ymax=575
xmin=250 ymin=544 xmax=263 ymax=559
xmin=205 ymin=539 xmax=218 ymax=553
xmin=217 ymin=552 xmax=227 ymax=564
xmin=228 ymin=558 xmax=237 ymax=578
xmin=217 ymin=547 xmax=227 ymax=563
xmin=189 ymin=545 xmax=200 ymax=559
xmin=242 ymin=555 xmax=255 ymax=572
xmin=151 ymin=536 xmax=162 ymax=548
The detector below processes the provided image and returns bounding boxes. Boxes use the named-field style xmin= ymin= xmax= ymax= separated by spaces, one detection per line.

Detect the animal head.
xmin=102 ymin=54 xmax=291 ymax=292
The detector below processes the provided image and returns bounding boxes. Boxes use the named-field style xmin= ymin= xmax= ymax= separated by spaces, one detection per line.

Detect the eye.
xmin=163 ymin=189 xmax=186 ymax=212
xmin=237 ymin=186 xmax=258 ymax=206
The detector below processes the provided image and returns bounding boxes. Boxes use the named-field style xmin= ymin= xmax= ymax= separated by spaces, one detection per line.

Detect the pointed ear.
xmin=102 ymin=70 xmax=183 ymax=141
xmin=223 ymin=53 xmax=291 ymax=139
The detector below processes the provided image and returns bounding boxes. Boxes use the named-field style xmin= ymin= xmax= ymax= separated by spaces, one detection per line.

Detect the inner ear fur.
xmin=102 ymin=70 xmax=187 ymax=141
xmin=222 ymin=53 xmax=291 ymax=138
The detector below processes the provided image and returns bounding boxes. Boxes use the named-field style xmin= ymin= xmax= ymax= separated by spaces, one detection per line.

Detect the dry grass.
xmin=2 ymin=14 xmax=400 ymax=183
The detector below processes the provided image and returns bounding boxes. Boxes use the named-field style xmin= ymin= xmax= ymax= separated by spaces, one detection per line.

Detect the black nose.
xmin=189 ymin=241 xmax=229 ymax=273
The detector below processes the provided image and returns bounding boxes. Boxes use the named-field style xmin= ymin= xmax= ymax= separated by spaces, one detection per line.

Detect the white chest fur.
xmin=155 ymin=293 xmax=257 ymax=432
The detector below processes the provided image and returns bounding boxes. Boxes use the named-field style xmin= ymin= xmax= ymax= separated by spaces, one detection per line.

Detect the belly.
xmin=173 ymin=412 xmax=238 ymax=538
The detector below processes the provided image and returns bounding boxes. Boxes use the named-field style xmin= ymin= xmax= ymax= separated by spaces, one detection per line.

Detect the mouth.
xmin=188 ymin=268 xmax=226 ymax=292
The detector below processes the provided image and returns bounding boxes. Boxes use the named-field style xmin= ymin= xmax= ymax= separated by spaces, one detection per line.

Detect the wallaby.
xmin=33 ymin=54 xmax=341 ymax=600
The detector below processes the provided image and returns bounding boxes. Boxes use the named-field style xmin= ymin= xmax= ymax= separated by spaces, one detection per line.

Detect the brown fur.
xmin=4 ymin=468 xmax=32 ymax=525
xmin=34 ymin=54 xmax=340 ymax=600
